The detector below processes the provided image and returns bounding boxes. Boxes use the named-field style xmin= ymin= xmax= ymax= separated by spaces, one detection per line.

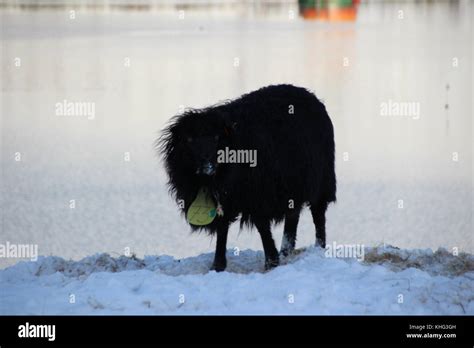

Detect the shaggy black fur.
xmin=158 ymin=84 xmax=336 ymax=271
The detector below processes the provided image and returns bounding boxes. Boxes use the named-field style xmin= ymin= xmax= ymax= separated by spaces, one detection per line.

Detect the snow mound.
xmin=364 ymin=246 xmax=474 ymax=277
xmin=7 ymin=249 xmax=268 ymax=279
xmin=12 ymin=246 xmax=473 ymax=279
xmin=1 ymin=247 xmax=473 ymax=315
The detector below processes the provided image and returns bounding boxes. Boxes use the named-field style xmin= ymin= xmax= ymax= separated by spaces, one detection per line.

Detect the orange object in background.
xmin=328 ymin=4 xmax=357 ymax=21
xmin=301 ymin=8 xmax=328 ymax=20
xmin=299 ymin=0 xmax=358 ymax=21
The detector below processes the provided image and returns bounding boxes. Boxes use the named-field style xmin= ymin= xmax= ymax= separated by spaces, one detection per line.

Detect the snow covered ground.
xmin=1 ymin=246 xmax=473 ymax=315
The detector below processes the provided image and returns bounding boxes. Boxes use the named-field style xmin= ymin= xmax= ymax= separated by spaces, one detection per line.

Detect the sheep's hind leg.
xmin=280 ymin=210 xmax=300 ymax=257
xmin=310 ymin=201 xmax=328 ymax=248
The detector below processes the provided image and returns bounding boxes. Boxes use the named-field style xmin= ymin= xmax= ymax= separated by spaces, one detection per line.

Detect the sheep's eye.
xmin=187 ymin=137 xmax=193 ymax=143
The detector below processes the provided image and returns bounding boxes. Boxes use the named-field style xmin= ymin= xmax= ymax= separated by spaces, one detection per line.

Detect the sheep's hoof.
xmin=211 ymin=260 xmax=227 ymax=272
xmin=264 ymin=258 xmax=279 ymax=271
xmin=279 ymin=248 xmax=294 ymax=258
xmin=316 ymin=240 xmax=326 ymax=249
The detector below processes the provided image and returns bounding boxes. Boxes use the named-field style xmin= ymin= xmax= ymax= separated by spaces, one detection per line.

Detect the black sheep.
xmin=158 ymin=84 xmax=336 ymax=271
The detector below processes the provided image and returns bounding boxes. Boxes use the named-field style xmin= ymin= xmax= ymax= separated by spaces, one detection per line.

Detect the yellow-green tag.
xmin=186 ymin=187 xmax=217 ymax=226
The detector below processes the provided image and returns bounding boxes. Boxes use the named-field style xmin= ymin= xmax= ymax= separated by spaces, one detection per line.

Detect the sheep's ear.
xmin=223 ymin=122 xmax=237 ymax=137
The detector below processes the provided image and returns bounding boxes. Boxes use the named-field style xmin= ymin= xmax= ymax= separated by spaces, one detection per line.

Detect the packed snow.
xmin=1 ymin=246 xmax=473 ymax=315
